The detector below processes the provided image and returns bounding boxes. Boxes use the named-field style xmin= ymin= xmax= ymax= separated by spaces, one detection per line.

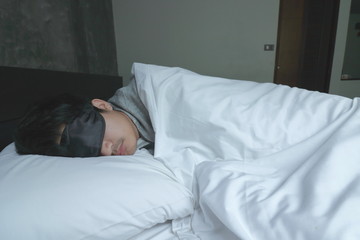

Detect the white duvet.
xmin=133 ymin=63 xmax=360 ymax=240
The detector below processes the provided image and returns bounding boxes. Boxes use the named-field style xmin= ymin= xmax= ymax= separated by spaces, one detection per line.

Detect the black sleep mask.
xmin=60 ymin=108 xmax=105 ymax=157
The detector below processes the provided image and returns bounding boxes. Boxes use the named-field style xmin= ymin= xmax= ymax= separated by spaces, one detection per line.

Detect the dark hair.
xmin=14 ymin=94 xmax=97 ymax=156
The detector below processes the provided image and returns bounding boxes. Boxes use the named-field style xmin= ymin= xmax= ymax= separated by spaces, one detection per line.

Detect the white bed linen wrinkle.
xmin=128 ymin=218 xmax=199 ymax=240
xmin=128 ymin=221 xmax=174 ymax=240
xmin=194 ymin=160 xmax=261 ymax=240
xmin=133 ymin=63 xmax=360 ymax=240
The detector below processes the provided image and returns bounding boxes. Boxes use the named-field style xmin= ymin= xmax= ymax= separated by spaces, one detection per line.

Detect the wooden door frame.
xmin=274 ymin=0 xmax=340 ymax=93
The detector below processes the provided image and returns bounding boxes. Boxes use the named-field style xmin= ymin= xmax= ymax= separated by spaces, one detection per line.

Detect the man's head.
xmin=14 ymin=94 xmax=139 ymax=157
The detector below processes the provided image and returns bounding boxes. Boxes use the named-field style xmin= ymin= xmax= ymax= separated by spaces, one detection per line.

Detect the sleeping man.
xmin=12 ymin=63 xmax=360 ymax=240
xmin=14 ymin=79 xmax=154 ymax=157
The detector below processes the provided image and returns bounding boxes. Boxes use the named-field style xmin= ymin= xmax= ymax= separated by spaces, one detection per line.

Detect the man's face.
xmin=99 ymin=110 xmax=139 ymax=156
xmin=92 ymin=99 xmax=140 ymax=156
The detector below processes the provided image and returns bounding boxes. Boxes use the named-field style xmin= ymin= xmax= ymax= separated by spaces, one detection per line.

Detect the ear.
xmin=91 ymin=99 xmax=113 ymax=111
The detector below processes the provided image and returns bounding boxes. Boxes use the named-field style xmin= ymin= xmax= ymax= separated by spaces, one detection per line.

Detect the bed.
xmin=1 ymin=63 xmax=360 ymax=240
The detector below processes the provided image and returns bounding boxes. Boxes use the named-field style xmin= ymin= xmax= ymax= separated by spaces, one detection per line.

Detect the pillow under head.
xmin=0 ymin=144 xmax=193 ymax=239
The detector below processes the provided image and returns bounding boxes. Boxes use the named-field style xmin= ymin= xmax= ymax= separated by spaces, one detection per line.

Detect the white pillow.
xmin=0 ymin=144 xmax=194 ymax=240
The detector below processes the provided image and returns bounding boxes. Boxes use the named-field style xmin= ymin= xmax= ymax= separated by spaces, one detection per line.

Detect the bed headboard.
xmin=0 ymin=66 xmax=123 ymax=151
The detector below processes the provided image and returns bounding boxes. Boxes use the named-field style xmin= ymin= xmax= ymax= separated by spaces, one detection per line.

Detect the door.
xmin=274 ymin=0 xmax=340 ymax=93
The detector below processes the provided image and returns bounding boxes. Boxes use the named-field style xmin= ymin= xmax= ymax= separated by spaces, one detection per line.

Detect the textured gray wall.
xmin=0 ymin=0 xmax=118 ymax=75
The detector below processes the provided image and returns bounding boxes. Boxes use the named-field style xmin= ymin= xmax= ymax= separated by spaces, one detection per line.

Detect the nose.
xmin=101 ymin=140 xmax=113 ymax=156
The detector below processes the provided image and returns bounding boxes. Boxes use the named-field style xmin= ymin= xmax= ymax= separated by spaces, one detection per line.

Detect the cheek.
xmin=105 ymin=119 xmax=125 ymax=140
xmin=100 ymin=125 xmax=119 ymax=156
xmin=103 ymin=120 xmax=121 ymax=142
xmin=100 ymin=141 xmax=112 ymax=156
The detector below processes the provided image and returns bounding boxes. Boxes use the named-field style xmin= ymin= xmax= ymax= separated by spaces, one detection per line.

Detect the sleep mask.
xmin=60 ymin=108 xmax=105 ymax=157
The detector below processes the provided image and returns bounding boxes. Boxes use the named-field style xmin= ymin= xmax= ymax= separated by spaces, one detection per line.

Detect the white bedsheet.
xmin=129 ymin=217 xmax=196 ymax=240
xmin=133 ymin=63 xmax=360 ymax=240
xmin=129 ymin=221 xmax=174 ymax=240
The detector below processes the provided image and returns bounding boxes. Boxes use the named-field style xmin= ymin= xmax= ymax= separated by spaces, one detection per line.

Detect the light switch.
xmin=264 ymin=44 xmax=275 ymax=51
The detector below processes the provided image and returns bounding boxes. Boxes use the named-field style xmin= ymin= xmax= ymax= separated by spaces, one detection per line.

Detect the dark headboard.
xmin=0 ymin=66 xmax=123 ymax=151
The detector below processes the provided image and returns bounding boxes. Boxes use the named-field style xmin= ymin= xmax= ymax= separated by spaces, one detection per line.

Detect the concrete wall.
xmin=112 ymin=0 xmax=279 ymax=85
xmin=0 ymin=0 xmax=117 ymax=75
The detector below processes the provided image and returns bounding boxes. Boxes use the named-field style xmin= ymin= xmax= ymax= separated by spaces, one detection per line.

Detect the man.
xmin=14 ymin=79 xmax=154 ymax=157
